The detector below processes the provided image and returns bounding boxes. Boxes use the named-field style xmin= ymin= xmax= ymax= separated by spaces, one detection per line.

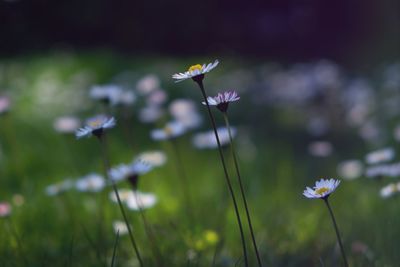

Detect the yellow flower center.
xmin=188 ymin=64 xmax=203 ymax=72
xmin=315 ymin=187 xmax=329 ymax=195
xmin=88 ymin=119 xmax=102 ymax=128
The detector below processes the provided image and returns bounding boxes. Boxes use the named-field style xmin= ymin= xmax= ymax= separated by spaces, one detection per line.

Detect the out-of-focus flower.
xmin=365 ymin=162 xmax=400 ymax=178
xmin=202 ymin=90 xmax=240 ymax=112
xmin=172 ymin=60 xmax=219 ymax=83
xmin=110 ymin=190 xmax=157 ymax=211
xmin=136 ymin=74 xmax=161 ymax=95
xmin=303 ymin=178 xmax=341 ymax=199
xmin=138 ymin=105 xmax=164 ymax=123
xmin=337 ymin=160 xmax=363 ymax=180
xmin=109 ymin=160 xmax=153 ymax=185
xmin=0 ymin=202 xmax=11 ymax=217
xmin=53 ymin=116 xmax=81 ymax=134
xmin=134 ymin=151 xmax=167 ymax=167
xmin=76 ymin=173 xmax=105 ymax=192
xmin=365 ymin=148 xmax=395 ymax=165
xmin=194 ymin=230 xmax=220 ymax=251
xmin=126 ymin=191 xmax=158 ymax=211
xmin=113 ymin=220 xmax=129 ymax=235
xmin=0 ymin=96 xmax=11 ymax=115
xmin=192 ymin=127 xmax=236 ymax=149
xmin=151 ymin=121 xmax=186 ymax=141
xmin=89 ymin=85 xmax=136 ymax=106
xmin=146 ymin=89 xmax=168 ymax=106
xmin=380 ymin=183 xmax=398 ymax=198
xmin=308 ymin=141 xmax=333 ymax=157
xmin=169 ymin=99 xmax=202 ymax=129
xmin=76 ymin=115 xmax=116 ymax=139
xmin=109 ymin=188 xmax=132 ymax=202
xmin=45 ymin=179 xmax=74 ymax=196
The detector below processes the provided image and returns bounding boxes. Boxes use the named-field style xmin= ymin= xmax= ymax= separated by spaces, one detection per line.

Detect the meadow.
xmin=0 ymin=51 xmax=399 ymax=266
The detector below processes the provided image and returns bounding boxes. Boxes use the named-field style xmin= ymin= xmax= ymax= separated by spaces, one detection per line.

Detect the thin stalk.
xmin=98 ymin=134 xmax=143 ymax=267
xmin=170 ymin=139 xmax=194 ymax=223
xmin=323 ymin=198 xmax=349 ymax=267
xmin=196 ymin=80 xmax=248 ymax=267
xmin=110 ymin=230 xmax=119 ymax=267
xmin=223 ymin=112 xmax=263 ymax=267
xmin=134 ymin=190 xmax=164 ymax=267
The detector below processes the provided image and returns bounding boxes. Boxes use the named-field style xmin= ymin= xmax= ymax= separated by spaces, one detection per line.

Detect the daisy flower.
xmin=113 ymin=220 xmax=129 ymax=235
xmin=134 ymin=151 xmax=167 ymax=167
xmin=202 ymin=90 xmax=240 ymax=112
xmin=303 ymin=178 xmax=341 ymax=199
xmin=53 ymin=116 xmax=81 ymax=134
xmin=45 ymin=179 xmax=74 ymax=196
xmin=109 ymin=160 xmax=153 ymax=189
xmin=365 ymin=147 xmax=395 ymax=165
xmin=169 ymin=99 xmax=203 ymax=129
xmin=380 ymin=183 xmax=398 ymax=198
xmin=172 ymin=60 xmax=219 ymax=83
xmin=150 ymin=121 xmax=186 ymax=141
xmin=337 ymin=160 xmax=363 ymax=180
xmin=75 ymin=115 xmax=116 ymax=139
xmin=109 ymin=190 xmax=158 ymax=211
xmin=0 ymin=96 xmax=11 ymax=115
xmin=192 ymin=127 xmax=236 ymax=149
xmin=75 ymin=173 xmax=106 ymax=192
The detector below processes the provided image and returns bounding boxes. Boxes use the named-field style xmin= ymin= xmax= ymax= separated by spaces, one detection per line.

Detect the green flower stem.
xmin=323 ymin=198 xmax=349 ymax=267
xmin=222 ymin=112 xmax=263 ymax=267
xmin=196 ymin=80 xmax=249 ymax=267
xmin=170 ymin=139 xmax=194 ymax=223
xmin=134 ymin=190 xmax=164 ymax=267
xmin=98 ymin=134 xmax=143 ymax=267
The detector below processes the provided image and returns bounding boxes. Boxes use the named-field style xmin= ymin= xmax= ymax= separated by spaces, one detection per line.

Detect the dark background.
xmin=1 ymin=0 xmax=399 ymax=63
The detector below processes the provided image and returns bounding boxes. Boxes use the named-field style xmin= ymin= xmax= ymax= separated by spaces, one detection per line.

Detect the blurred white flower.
xmin=169 ymin=99 xmax=202 ymax=129
xmin=308 ymin=141 xmax=333 ymax=157
xmin=303 ymin=178 xmax=341 ymax=199
xmin=134 ymin=151 xmax=167 ymax=167
xmin=0 ymin=202 xmax=11 ymax=217
xmin=365 ymin=148 xmax=395 ymax=165
xmin=138 ymin=105 xmax=164 ymax=123
xmin=192 ymin=127 xmax=236 ymax=149
xmin=109 ymin=160 xmax=153 ymax=184
xmin=89 ymin=85 xmax=136 ymax=106
xmin=365 ymin=162 xmax=400 ymax=178
xmin=136 ymin=74 xmax=161 ymax=95
xmin=109 ymin=190 xmax=157 ymax=211
xmin=76 ymin=173 xmax=106 ymax=192
xmin=151 ymin=121 xmax=186 ymax=141
xmin=53 ymin=116 xmax=81 ymax=134
xmin=0 ymin=96 xmax=11 ymax=115
xmin=113 ymin=220 xmax=129 ymax=235
xmin=380 ymin=183 xmax=398 ymax=198
xmin=172 ymin=60 xmax=219 ymax=83
xmin=126 ymin=191 xmax=158 ymax=211
xmin=337 ymin=160 xmax=363 ymax=180
xmin=75 ymin=115 xmax=116 ymax=138
xmin=45 ymin=179 xmax=74 ymax=196
xmin=146 ymin=89 xmax=168 ymax=106
xmin=202 ymin=90 xmax=240 ymax=112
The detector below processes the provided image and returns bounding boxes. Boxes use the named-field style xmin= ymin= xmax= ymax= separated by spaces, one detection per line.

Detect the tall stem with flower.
xmin=173 ymin=61 xmax=249 ymax=267
xmin=76 ymin=116 xmax=143 ymax=267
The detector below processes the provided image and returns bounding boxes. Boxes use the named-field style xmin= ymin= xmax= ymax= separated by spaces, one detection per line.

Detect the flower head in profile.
xmin=151 ymin=121 xmax=186 ymax=141
xmin=75 ymin=115 xmax=116 ymax=139
xmin=134 ymin=151 xmax=167 ymax=167
xmin=303 ymin=178 xmax=341 ymax=199
xmin=172 ymin=60 xmax=219 ymax=83
xmin=109 ymin=190 xmax=157 ymax=211
xmin=109 ymin=160 xmax=153 ymax=190
xmin=192 ymin=127 xmax=236 ymax=149
xmin=75 ymin=173 xmax=106 ymax=193
xmin=202 ymin=90 xmax=240 ymax=112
